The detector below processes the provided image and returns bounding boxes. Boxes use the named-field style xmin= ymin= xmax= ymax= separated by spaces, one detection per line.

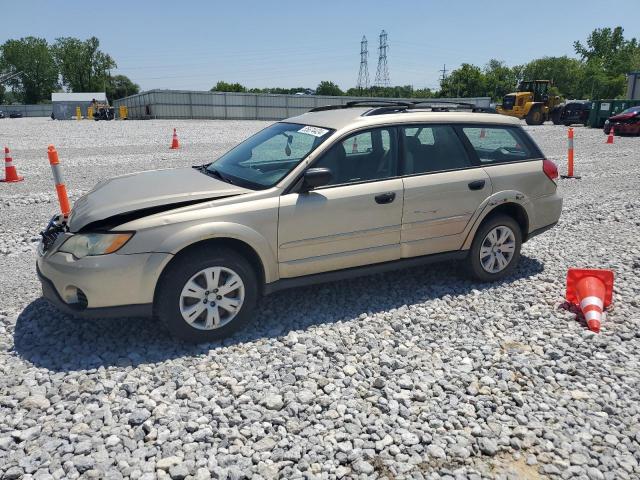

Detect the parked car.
xmin=604 ymin=106 xmax=640 ymax=135
xmin=37 ymin=101 xmax=563 ymax=342
xmin=8 ymin=111 xmax=23 ymax=118
xmin=0 ymin=111 xmax=5 ymax=119
xmin=553 ymin=101 xmax=591 ymax=126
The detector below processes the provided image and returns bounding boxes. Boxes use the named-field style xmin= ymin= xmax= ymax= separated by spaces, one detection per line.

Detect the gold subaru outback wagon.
xmin=37 ymin=101 xmax=562 ymax=342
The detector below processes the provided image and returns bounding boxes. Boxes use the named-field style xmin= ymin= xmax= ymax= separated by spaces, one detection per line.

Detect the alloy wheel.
xmin=479 ymin=226 xmax=516 ymax=274
xmin=179 ymin=266 xmax=245 ymax=330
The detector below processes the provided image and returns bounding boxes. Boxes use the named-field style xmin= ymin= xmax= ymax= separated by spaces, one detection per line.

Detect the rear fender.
xmin=461 ymin=191 xmax=533 ymax=250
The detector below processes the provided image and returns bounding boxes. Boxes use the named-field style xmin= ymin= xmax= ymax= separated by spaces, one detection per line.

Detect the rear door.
xmin=399 ymin=125 xmax=491 ymax=257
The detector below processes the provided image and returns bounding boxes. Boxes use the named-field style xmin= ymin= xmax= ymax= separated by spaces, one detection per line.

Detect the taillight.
xmin=543 ymin=159 xmax=558 ymax=181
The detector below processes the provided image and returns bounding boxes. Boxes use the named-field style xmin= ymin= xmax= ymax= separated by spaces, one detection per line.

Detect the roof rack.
xmin=309 ymin=100 xmax=412 ymax=112
xmin=309 ymin=99 xmax=494 ymax=115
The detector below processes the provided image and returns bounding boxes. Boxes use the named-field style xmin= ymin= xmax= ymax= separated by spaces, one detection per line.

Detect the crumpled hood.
xmin=68 ymin=167 xmax=250 ymax=231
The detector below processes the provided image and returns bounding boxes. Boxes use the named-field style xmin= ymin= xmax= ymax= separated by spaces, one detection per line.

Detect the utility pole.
xmin=356 ymin=36 xmax=369 ymax=93
xmin=439 ymin=64 xmax=448 ymax=84
xmin=374 ymin=30 xmax=390 ymax=88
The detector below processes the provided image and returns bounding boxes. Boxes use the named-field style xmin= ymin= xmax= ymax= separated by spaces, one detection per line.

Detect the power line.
xmin=374 ymin=30 xmax=390 ymax=87
xmin=356 ymin=36 xmax=369 ymax=91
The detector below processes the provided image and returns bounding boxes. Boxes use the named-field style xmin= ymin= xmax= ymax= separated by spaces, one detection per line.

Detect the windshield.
xmin=206 ymin=122 xmax=333 ymax=189
xmin=621 ymin=106 xmax=640 ymax=114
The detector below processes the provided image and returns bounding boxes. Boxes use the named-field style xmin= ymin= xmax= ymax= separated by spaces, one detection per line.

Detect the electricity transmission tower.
xmin=356 ymin=36 xmax=369 ymax=91
xmin=374 ymin=30 xmax=390 ymax=87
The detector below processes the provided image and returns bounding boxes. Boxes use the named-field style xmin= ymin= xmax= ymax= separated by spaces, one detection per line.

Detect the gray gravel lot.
xmin=0 ymin=117 xmax=639 ymax=479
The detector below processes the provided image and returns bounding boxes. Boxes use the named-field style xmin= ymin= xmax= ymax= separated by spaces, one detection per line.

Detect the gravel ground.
xmin=0 ymin=118 xmax=639 ymax=480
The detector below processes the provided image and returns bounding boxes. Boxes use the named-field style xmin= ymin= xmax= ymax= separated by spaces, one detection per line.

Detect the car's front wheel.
xmin=155 ymin=247 xmax=258 ymax=342
xmin=467 ymin=214 xmax=522 ymax=282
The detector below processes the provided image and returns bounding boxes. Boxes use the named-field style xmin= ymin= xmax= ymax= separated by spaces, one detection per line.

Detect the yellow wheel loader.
xmin=496 ymin=80 xmax=563 ymax=125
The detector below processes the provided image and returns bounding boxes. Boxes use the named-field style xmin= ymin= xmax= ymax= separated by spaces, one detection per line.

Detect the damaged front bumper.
xmin=36 ymin=215 xmax=171 ymax=318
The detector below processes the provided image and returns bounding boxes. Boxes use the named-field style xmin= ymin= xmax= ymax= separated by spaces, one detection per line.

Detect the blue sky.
xmin=3 ymin=0 xmax=639 ymax=91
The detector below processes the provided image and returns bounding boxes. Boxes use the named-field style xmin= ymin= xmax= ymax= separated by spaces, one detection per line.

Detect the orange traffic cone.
xmin=606 ymin=126 xmax=614 ymax=144
xmin=1 ymin=146 xmax=24 ymax=183
xmin=352 ymin=138 xmax=358 ymax=154
xmin=170 ymin=128 xmax=180 ymax=149
xmin=565 ymin=268 xmax=614 ymax=333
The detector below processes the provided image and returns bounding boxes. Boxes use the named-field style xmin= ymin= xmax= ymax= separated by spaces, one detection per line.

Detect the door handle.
xmin=468 ymin=180 xmax=486 ymax=190
xmin=375 ymin=192 xmax=396 ymax=204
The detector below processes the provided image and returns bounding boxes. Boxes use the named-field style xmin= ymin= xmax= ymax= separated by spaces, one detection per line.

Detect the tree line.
xmin=0 ymin=36 xmax=139 ymax=104
xmin=212 ymin=27 xmax=640 ymax=102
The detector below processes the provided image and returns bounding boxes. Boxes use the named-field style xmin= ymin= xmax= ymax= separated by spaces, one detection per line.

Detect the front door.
xmin=278 ymin=127 xmax=403 ymax=278
xmin=399 ymin=124 xmax=491 ymax=257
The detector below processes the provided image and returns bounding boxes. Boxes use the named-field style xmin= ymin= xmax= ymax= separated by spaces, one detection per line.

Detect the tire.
xmin=466 ymin=214 xmax=522 ymax=282
xmin=551 ymin=109 xmax=563 ymax=125
xmin=155 ymin=246 xmax=258 ymax=342
xmin=525 ymin=106 xmax=544 ymax=126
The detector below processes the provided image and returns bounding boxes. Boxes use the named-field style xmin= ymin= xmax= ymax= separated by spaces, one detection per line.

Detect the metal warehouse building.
xmin=113 ymin=90 xmax=491 ymax=121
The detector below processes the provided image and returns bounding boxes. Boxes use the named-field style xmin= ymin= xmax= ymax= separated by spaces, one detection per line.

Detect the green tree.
xmin=521 ymin=56 xmax=582 ymax=98
xmin=52 ymin=37 xmax=116 ymax=92
xmin=316 ymin=81 xmax=343 ymax=96
xmin=0 ymin=36 xmax=59 ymax=103
xmin=574 ymin=27 xmax=639 ymax=77
xmin=106 ymin=74 xmax=139 ymax=101
xmin=440 ymin=63 xmax=486 ymax=97
xmin=211 ymin=81 xmax=246 ymax=92
xmin=483 ymin=59 xmax=519 ymax=101
xmin=573 ymin=27 xmax=640 ymax=99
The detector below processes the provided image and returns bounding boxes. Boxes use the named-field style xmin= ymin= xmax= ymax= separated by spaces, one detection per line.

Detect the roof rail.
xmin=308 ymin=99 xmax=494 ymax=115
xmin=309 ymin=100 xmax=413 ymax=112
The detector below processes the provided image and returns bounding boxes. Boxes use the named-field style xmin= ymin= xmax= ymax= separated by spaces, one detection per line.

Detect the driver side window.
xmin=313 ymin=127 xmax=397 ymax=186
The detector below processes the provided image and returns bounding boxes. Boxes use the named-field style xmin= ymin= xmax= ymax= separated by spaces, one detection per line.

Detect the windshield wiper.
xmin=195 ymin=165 xmax=234 ymax=184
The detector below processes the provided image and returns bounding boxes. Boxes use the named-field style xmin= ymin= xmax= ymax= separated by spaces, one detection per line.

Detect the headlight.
xmin=59 ymin=233 xmax=133 ymax=258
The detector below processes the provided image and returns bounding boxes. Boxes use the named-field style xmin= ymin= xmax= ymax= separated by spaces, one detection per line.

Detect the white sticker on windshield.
xmin=298 ymin=126 xmax=329 ymax=137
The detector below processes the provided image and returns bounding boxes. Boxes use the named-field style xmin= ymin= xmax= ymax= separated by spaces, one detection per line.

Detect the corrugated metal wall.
xmin=0 ymin=104 xmax=52 ymax=117
xmin=113 ymin=90 xmax=491 ymax=120
xmin=52 ymin=101 xmax=95 ymax=120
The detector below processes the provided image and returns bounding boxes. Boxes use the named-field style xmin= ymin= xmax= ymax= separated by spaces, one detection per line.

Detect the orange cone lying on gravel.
xmin=170 ymin=128 xmax=180 ymax=149
xmin=606 ymin=126 xmax=615 ymax=144
xmin=565 ymin=268 xmax=614 ymax=333
xmin=1 ymin=146 xmax=24 ymax=183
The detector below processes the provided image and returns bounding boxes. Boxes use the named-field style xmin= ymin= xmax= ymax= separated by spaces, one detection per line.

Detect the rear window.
xmin=461 ymin=127 xmax=537 ymax=163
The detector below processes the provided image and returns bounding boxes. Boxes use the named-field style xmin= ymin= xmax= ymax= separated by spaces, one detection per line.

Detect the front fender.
xmin=153 ymin=221 xmax=279 ymax=283
xmin=461 ymin=190 xmax=533 ymax=250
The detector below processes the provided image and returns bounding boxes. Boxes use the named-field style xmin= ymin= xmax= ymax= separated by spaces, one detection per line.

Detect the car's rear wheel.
xmin=467 ymin=214 xmax=522 ymax=282
xmin=155 ymin=247 xmax=258 ymax=342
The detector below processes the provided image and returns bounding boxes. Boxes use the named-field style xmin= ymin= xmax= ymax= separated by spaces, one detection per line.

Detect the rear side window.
xmin=401 ymin=125 xmax=472 ymax=174
xmin=461 ymin=127 xmax=536 ymax=163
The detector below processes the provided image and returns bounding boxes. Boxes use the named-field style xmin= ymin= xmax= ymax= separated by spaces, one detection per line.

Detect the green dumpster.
xmin=588 ymin=99 xmax=640 ymax=128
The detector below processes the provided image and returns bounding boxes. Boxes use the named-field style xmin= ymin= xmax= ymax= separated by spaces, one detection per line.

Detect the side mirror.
xmin=301 ymin=168 xmax=332 ymax=192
